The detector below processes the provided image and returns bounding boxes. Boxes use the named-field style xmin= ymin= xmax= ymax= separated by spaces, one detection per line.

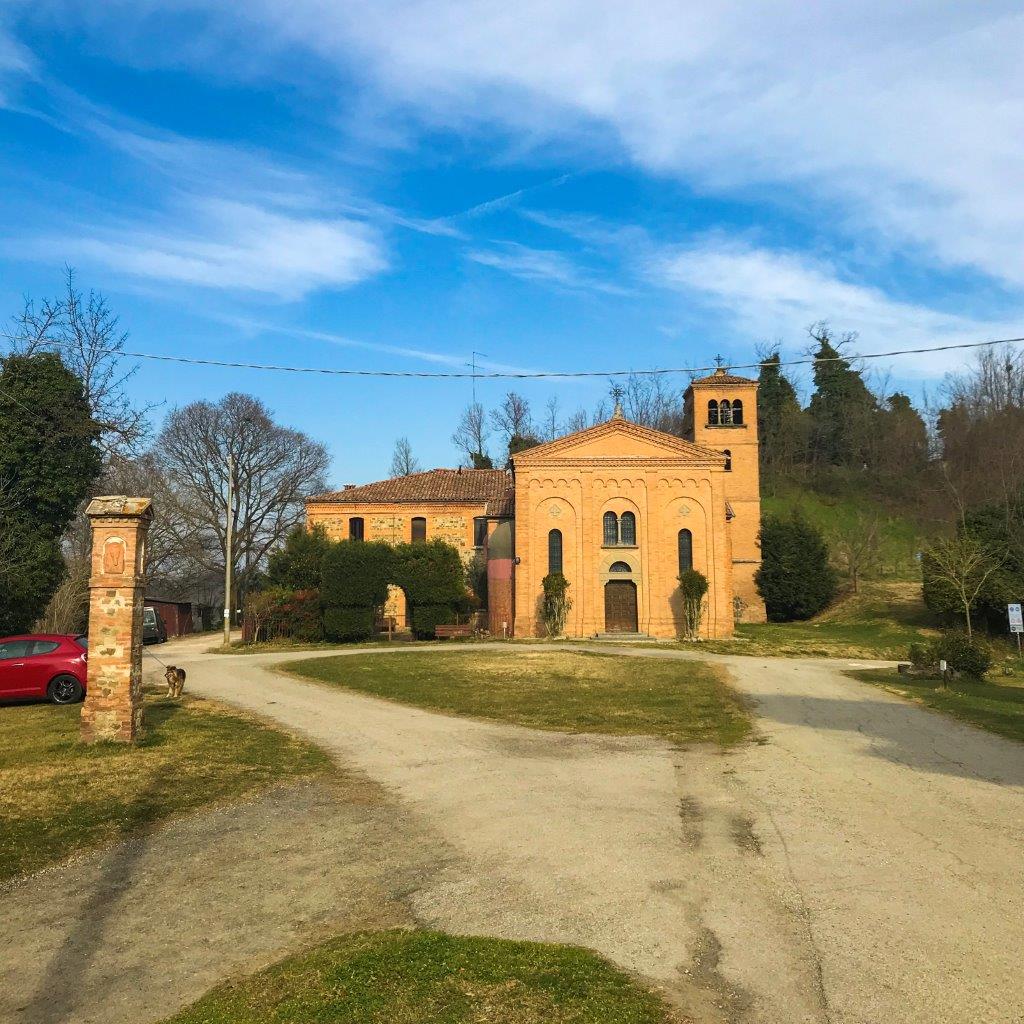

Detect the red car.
xmin=0 ymin=634 xmax=88 ymax=704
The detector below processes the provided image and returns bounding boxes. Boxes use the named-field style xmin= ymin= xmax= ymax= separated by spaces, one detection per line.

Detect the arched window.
xmin=731 ymin=399 xmax=743 ymax=425
xmin=603 ymin=511 xmax=619 ymax=546
xmin=548 ymin=529 xmax=563 ymax=574
xmin=707 ymin=399 xmax=719 ymax=425
xmin=609 ymin=561 xmax=631 ymax=573
xmin=723 ymin=449 xmax=732 ymax=472
xmin=678 ymin=529 xmax=693 ymax=574
xmin=619 ymin=511 xmax=636 ymax=545
xmin=349 ymin=516 xmax=364 ymax=541
xmin=719 ymin=398 xmax=732 ymax=425
xmin=411 ymin=516 xmax=427 ymax=542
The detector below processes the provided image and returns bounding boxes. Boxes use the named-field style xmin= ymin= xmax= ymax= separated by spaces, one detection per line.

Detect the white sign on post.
xmin=1009 ymin=603 xmax=1023 ymax=634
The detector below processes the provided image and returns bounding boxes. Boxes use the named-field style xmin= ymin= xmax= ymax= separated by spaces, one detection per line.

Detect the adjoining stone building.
xmin=306 ymin=368 xmax=764 ymax=638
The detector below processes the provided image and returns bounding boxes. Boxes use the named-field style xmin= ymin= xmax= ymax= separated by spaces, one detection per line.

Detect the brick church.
xmin=305 ymin=367 xmax=765 ymax=638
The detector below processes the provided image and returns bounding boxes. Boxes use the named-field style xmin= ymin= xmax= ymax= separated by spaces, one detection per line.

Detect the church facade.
xmin=306 ymin=368 xmax=764 ymax=639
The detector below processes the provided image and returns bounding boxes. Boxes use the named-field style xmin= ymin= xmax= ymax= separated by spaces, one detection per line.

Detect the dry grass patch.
xmin=160 ymin=929 xmax=685 ymax=1024
xmin=0 ymin=692 xmax=333 ymax=883
xmin=286 ymin=649 xmax=751 ymax=746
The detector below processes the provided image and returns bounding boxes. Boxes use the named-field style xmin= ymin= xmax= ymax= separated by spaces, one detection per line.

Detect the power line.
xmin=30 ymin=334 xmax=1024 ymax=381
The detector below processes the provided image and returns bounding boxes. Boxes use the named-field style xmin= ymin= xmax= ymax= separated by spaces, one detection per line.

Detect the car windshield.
xmin=143 ymin=610 xmax=157 ymax=625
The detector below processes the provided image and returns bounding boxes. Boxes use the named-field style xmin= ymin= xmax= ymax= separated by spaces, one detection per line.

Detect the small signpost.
xmin=1009 ymin=603 xmax=1023 ymax=659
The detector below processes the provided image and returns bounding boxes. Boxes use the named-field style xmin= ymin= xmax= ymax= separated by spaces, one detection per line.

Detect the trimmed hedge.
xmin=323 ymin=606 xmax=375 ymax=643
xmin=267 ymin=524 xmax=334 ymax=591
xmin=244 ymin=587 xmax=322 ymax=643
xmin=410 ymin=604 xmax=457 ymax=640
xmin=321 ymin=540 xmax=394 ymax=607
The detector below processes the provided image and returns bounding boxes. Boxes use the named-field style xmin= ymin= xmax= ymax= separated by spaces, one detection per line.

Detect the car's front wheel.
xmin=48 ymin=675 xmax=84 ymax=705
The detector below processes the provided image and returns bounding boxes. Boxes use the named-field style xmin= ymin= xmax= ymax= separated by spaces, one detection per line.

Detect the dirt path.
xmin=4 ymin=638 xmax=1024 ymax=1024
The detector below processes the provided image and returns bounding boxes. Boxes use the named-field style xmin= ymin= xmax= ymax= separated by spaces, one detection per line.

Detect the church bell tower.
xmin=685 ymin=366 xmax=766 ymax=623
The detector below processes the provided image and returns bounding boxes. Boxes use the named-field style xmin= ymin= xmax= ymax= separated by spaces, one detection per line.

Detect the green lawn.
xmin=286 ymin=649 xmax=752 ymax=746
xmin=0 ymin=692 xmax=333 ymax=883
xmin=160 ymin=929 xmax=682 ymax=1024
xmin=849 ymin=669 xmax=1024 ymax=743
xmin=694 ymin=581 xmax=937 ymax=660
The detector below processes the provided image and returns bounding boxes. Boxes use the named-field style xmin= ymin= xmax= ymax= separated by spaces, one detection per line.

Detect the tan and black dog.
xmin=164 ymin=665 xmax=186 ymax=698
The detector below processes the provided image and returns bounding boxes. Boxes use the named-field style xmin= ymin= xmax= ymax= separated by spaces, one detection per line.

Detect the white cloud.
xmin=652 ymin=239 xmax=1017 ymax=376
xmin=56 ymin=199 xmax=386 ymax=298
xmin=49 ymin=1 xmax=1024 ymax=288
xmin=467 ymin=241 xmax=629 ymax=294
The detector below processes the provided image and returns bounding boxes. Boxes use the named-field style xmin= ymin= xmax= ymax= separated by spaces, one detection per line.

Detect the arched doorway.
xmin=604 ymin=579 xmax=638 ymax=633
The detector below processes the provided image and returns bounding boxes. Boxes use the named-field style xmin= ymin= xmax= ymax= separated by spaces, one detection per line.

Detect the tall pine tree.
xmin=757 ymin=351 xmax=808 ymax=482
xmin=806 ymin=326 xmax=878 ymax=469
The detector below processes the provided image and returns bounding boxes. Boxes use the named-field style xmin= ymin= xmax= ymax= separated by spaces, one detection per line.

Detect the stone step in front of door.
xmin=593 ymin=633 xmax=653 ymax=641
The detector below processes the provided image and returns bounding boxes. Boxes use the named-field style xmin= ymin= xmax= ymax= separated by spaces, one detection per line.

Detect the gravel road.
xmin=3 ymin=638 xmax=1022 ymax=1024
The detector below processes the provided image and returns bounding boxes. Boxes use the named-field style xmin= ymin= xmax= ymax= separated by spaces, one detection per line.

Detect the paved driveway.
xmin=5 ymin=639 xmax=1023 ymax=1024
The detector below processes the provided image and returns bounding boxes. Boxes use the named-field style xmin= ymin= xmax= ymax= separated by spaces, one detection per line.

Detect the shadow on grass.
xmin=19 ymin=703 xmax=186 ymax=1024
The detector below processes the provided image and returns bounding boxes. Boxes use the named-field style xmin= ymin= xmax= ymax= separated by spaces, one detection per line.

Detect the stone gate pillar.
xmin=81 ymin=496 xmax=153 ymax=744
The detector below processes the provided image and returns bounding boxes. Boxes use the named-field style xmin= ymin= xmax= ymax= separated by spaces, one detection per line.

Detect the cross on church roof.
xmin=713 ymin=354 xmax=727 ymax=368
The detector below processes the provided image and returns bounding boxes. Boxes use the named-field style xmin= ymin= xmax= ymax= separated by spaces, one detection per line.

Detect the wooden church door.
xmin=604 ymin=581 xmax=638 ymax=633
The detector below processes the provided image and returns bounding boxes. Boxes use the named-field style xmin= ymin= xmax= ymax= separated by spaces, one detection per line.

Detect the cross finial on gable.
xmin=610 ymin=384 xmax=625 ymax=420
xmin=713 ymin=354 xmax=727 ymax=369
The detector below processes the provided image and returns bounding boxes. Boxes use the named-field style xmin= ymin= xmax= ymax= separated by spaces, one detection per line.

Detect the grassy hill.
xmin=763 ymin=484 xmax=923 ymax=581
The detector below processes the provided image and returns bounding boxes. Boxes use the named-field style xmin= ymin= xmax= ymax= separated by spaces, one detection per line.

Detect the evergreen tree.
xmin=757 ymin=351 xmax=808 ymax=481
xmin=0 ymin=352 xmax=101 ymax=632
xmin=806 ymin=326 xmax=877 ymax=469
xmin=755 ymin=512 xmax=837 ymax=621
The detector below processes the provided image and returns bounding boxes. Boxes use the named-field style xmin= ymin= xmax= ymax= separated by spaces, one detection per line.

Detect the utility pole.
xmin=222 ymin=451 xmax=235 ymax=647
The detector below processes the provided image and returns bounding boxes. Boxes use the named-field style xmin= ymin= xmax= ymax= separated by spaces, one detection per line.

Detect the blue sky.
xmin=2 ymin=2 xmax=1023 ymax=483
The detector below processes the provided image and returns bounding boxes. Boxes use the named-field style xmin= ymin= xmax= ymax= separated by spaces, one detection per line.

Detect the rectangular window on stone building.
xmin=349 ymin=517 xmax=364 ymax=541
xmin=411 ymin=516 xmax=427 ymax=543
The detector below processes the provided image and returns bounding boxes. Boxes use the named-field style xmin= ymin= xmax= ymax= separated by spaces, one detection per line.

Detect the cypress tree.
xmin=0 ymin=352 xmax=101 ymax=633
xmin=806 ymin=328 xmax=877 ymax=468
xmin=757 ymin=351 xmax=807 ymax=480
xmin=755 ymin=512 xmax=837 ymax=621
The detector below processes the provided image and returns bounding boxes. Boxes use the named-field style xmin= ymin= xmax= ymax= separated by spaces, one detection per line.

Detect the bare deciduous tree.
xmin=831 ymin=514 xmax=881 ymax=593
xmin=390 ymin=436 xmax=421 ymax=477
xmin=451 ymin=401 xmax=491 ymax=465
xmin=489 ymin=392 xmax=533 ymax=444
xmin=922 ymin=534 xmax=1003 ymax=638
xmin=154 ymin=393 xmax=330 ymax=608
xmin=542 ymin=396 xmax=561 ymax=440
xmin=3 ymin=268 xmax=152 ymax=454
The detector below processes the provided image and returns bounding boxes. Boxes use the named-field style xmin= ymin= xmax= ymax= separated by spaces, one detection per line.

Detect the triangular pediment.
xmin=512 ymin=418 xmax=724 ymax=464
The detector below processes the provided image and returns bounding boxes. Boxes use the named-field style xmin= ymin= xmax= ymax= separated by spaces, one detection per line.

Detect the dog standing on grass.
xmin=164 ymin=665 xmax=186 ymax=698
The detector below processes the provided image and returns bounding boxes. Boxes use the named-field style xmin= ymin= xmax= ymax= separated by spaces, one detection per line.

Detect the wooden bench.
xmin=435 ymin=623 xmax=474 ymax=640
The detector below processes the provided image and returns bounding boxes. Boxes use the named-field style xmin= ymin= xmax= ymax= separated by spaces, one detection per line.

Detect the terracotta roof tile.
xmin=485 ymin=486 xmax=516 ymax=517
xmin=688 ymin=368 xmax=758 ymax=387
xmin=309 ymin=468 xmax=511 ymax=507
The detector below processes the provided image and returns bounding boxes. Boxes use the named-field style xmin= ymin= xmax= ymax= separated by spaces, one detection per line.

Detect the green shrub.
xmin=410 ymin=603 xmax=457 ymax=640
xmin=321 ymin=540 xmax=394 ymax=607
xmin=907 ymin=641 xmax=931 ymax=669
xmin=930 ymin=632 xmax=992 ymax=678
xmin=323 ymin=606 xmax=375 ymax=643
xmin=540 ymin=572 xmax=572 ymax=637
xmin=244 ymin=587 xmax=322 ymax=643
xmin=755 ymin=512 xmax=837 ymax=621
xmin=267 ymin=524 xmax=334 ymax=591
xmin=678 ymin=569 xmax=709 ymax=639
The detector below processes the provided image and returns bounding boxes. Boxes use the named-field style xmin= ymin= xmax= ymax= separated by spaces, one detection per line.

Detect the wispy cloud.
xmin=652 ymin=238 xmax=1018 ymax=376
xmin=222 ymin=317 xmax=540 ymax=375
xmin=48 ymin=199 xmax=386 ymax=299
xmin=468 ymin=241 xmax=630 ymax=295
xmin=55 ymin=2 xmax=1024 ymax=288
